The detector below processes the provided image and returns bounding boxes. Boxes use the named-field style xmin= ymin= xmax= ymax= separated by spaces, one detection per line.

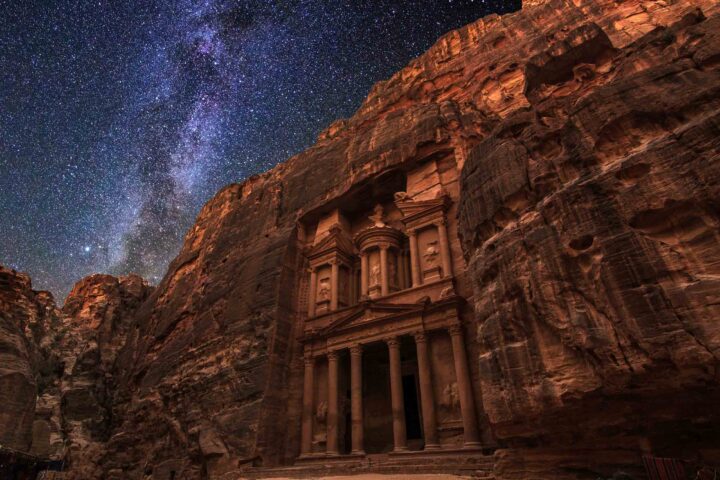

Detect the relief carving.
xmin=388 ymin=254 xmax=397 ymax=286
xmin=370 ymin=264 xmax=381 ymax=286
xmin=317 ymin=277 xmax=331 ymax=302
xmin=442 ymin=382 xmax=460 ymax=411
xmin=316 ymin=400 xmax=328 ymax=423
xmin=423 ymin=240 xmax=439 ymax=266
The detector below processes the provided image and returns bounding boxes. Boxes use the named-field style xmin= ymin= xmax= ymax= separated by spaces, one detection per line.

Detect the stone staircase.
xmin=236 ymin=450 xmax=495 ymax=479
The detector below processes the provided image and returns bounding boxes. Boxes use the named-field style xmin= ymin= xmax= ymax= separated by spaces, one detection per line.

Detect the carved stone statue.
xmin=370 ymin=264 xmax=381 ymax=286
xmin=316 ymin=400 xmax=328 ymax=423
xmin=423 ymin=240 xmax=439 ymax=265
xmin=317 ymin=277 xmax=331 ymax=301
xmin=443 ymin=382 xmax=460 ymax=411
xmin=368 ymin=204 xmax=386 ymax=227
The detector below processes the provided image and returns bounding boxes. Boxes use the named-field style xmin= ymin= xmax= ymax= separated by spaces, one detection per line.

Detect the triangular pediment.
xmin=321 ymin=301 xmax=423 ymax=336
xmin=307 ymin=226 xmax=356 ymax=258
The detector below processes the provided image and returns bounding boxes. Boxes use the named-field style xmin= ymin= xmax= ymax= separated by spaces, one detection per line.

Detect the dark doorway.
xmin=402 ymin=374 xmax=422 ymax=440
xmin=363 ymin=342 xmax=394 ymax=453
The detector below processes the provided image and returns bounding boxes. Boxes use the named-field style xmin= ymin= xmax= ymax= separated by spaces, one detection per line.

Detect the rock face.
xmin=0 ymin=266 xmax=46 ymax=452
xmin=458 ymin=4 xmax=720 ymax=478
xmin=1 ymin=0 xmax=719 ymax=479
xmin=58 ymin=274 xmax=153 ymax=478
xmin=93 ymin=1 xmax=719 ymax=478
xmin=0 ymin=266 xmax=151 ymax=476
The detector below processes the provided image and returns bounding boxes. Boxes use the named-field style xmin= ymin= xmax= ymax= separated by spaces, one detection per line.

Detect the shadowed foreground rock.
xmin=1 ymin=0 xmax=719 ymax=479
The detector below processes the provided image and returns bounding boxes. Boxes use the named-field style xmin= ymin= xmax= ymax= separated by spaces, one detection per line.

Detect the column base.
xmin=326 ymin=451 xmax=341 ymax=457
xmin=462 ymin=441 xmax=483 ymax=449
xmin=392 ymin=446 xmax=410 ymax=453
xmin=350 ymin=450 xmax=366 ymax=456
xmin=424 ymin=443 xmax=442 ymax=450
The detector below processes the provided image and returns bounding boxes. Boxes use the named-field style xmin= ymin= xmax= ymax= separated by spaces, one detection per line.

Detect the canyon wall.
xmin=0 ymin=266 xmax=151 ymax=476
xmin=96 ymin=1 xmax=719 ymax=478
xmin=458 ymin=4 xmax=720 ymax=478
xmin=1 ymin=0 xmax=719 ymax=479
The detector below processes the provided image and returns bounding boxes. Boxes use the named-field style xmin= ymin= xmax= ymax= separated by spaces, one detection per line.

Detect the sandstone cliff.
xmin=0 ymin=266 xmax=151 ymax=475
xmin=93 ymin=1 xmax=719 ymax=478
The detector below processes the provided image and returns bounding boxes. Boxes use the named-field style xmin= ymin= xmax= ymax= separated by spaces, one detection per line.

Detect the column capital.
xmin=304 ymin=353 xmax=315 ymax=365
xmin=414 ymin=332 xmax=428 ymax=344
xmin=308 ymin=266 xmax=317 ymax=274
xmin=327 ymin=350 xmax=339 ymax=361
xmin=350 ymin=344 xmax=362 ymax=356
xmin=436 ymin=218 xmax=447 ymax=227
xmin=407 ymin=229 xmax=417 ymax=238
xmin=448 ymin=322 xmax=463 ymax=337
xmin=329 ymin=258 xmax=339 ymax=266
xmin=379 ymin=242 xmax=391 ymax=251
xmin=385 ymin=337 xmax=400 ymax=348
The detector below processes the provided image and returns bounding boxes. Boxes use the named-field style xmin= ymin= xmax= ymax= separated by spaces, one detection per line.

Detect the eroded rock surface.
xmin=97 ymin=1 xmax=719 ymax=479
xmin=0 ymin=266 xmax=151 ymax=476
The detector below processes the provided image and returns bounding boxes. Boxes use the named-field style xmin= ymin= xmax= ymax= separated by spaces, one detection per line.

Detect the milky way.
xmin=0 ymin=0 xmax=519 ymax=302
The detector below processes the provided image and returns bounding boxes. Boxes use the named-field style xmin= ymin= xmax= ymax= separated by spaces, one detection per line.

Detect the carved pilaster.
xmin=386 ymin=337 xmax=407 ymax=451
xmin=360 ymin=252 xmax=369 ymax=298
xmin=408 ymin=230 xmax=421 ymax=287
xmin=330 ymin=259 xmax=339 ymax=311
xmin=414 ymin=332 xmax=439 ymax=449
xmin=327 ymin=350 xmax=340 ymax=455
xmin=379 ymin=243 xmax=390 ymax=297
xmin=349 ymin=344 xmax=364 ymax=454
xmin=448 ymin=323 xmax=481 ymax=447
xmin=301 ymin=350 xmax=315 ymax=455
xmin=307 ymin=267 xmax=318 ymax=318
xmin=437 ymin=219 xmax=453 ymax=278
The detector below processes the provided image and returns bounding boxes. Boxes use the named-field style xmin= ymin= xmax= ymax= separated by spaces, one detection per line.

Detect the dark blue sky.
xmin=0 ymin=0 xmax=519 ymax=301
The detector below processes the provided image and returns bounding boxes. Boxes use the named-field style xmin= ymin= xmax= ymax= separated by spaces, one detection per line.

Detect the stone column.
xmin=386 ymin=337 xmax=408 ymax=451
xmin=301 ymin=351 xmax=315 ymax=456
xmin=398 ymin=250 xmax=408 ymax=290
xmin=449 ymin=323 xmax=481 ymax=448
xmin=380 ymin=244 xmax=389 ymax=297
xmin=327 ymin=350 xmax=340 ymax=455
xmin=360 ymin=252 xmax=368 ymax=298
xmin=330 ymin=260 xmax=339 ymax=311
xmin=437 ymin=220 xmax=453 ymax=278
xmin=408 ymin=230 xmax=421 ymax=287
xmin=350 ymin=344 xmax=364 ymax=455
xmin=308 ymin=267 xmax=317 ymax=318
xmin=414 ymin=333 xmax=439 ymax=449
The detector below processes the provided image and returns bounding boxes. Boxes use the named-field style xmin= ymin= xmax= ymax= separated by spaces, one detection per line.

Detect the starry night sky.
xmin=0 ymin=0 xmax=519 ymax=302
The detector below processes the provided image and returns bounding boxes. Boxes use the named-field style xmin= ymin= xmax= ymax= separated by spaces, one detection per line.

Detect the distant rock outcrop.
xmin=0 ymin=266 xmax=151 ymax=477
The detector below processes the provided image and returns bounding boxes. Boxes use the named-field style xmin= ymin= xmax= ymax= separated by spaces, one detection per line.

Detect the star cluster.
xmin=0 ymin=0 xmax=519 ymax=301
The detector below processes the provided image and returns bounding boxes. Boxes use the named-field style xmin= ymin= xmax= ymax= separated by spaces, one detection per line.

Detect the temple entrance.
xmin=402 ymin=374 xmax=422 ymax=443
xmin=362 ymin=342 xmax=394 ymax=454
